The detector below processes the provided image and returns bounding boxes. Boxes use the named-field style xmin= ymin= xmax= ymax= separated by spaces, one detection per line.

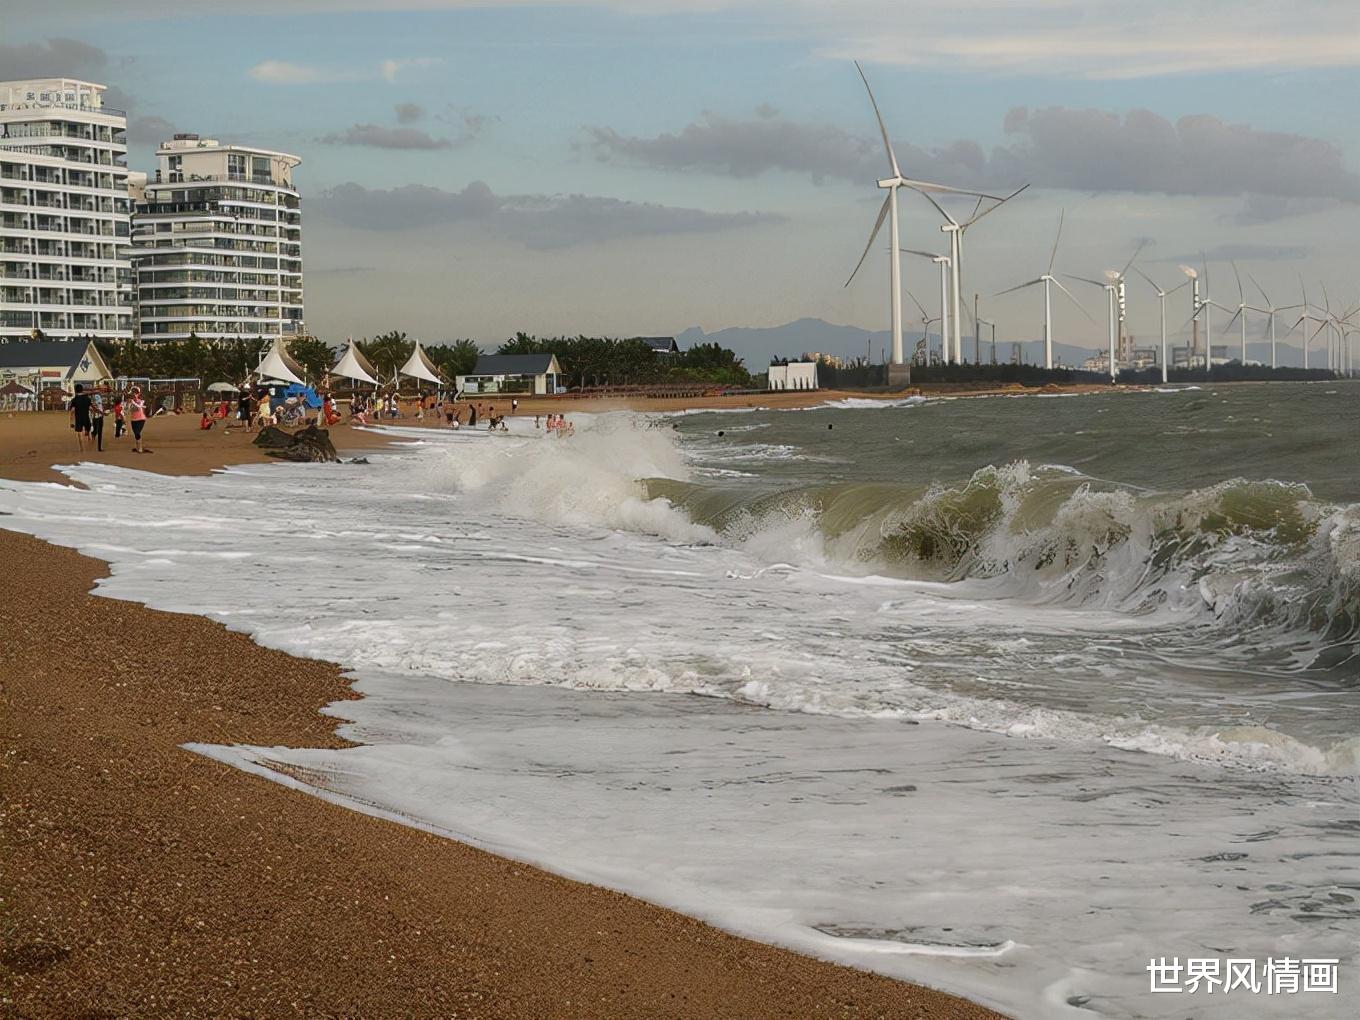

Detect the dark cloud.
xmin=125 ymin=114 xmax=178 ymax=144
xmin=588 ymin=105 xmax=1360 ymax=204
xmin=320 ymin=123 xmax=452 ymax=150
xmin=313 ymin=181 xmax=782 ymax=250
xmin=321 ymin=107 xmax=489 ymax=150
xmin=1153 ymin=243 xmax=1312 ymax=265
xmin=0 ymin=38 xmax=107 ymax=79
xmin=1227 ymin=194 xmax=1342 ymax=225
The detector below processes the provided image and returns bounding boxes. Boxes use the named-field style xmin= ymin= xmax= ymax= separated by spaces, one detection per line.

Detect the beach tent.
xmin=256 ymin=338 xmax=305 ymax=385
xmin=331 ymin=337 xmax=379 ymax=385
xmin=0 ymin=379 xmax=36 ymax=411
xmin=283 ymin=383 xmax=321 ymax=409
xmin=398 ymin=340 xmax=444 ymax=386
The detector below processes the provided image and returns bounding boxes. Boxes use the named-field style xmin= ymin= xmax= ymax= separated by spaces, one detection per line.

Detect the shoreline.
xmin=0 ymin=413 xmax=1009 ymax=1018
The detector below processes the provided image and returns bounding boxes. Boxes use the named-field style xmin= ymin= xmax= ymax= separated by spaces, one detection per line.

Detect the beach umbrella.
xmin=206 ymin=381 xmax=241 ymax=393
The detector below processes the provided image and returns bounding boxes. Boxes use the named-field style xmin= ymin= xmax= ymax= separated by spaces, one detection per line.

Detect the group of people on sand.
xmin=67 ymin=383 xmax=151 ymax=454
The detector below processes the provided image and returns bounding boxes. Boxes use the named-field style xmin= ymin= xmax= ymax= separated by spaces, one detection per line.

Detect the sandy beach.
xmin=0 ymin=403 xmax=1009 ymax=1019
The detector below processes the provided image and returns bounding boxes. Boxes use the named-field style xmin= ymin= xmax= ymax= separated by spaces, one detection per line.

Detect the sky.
xmin=7 ymin=0 xmax=1360 ymax=357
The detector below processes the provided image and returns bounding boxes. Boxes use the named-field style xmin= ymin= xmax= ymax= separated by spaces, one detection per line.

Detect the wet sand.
xmin=0 ymin=413 xmax=1009 ymax=1018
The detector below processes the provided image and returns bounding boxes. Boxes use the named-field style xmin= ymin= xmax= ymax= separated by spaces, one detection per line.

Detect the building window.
xmin=227 ymin=154 xmax=246 ymax=180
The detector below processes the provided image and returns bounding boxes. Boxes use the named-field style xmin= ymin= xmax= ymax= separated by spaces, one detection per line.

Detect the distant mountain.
xmin=675 ymin=317 xmax=1316 ymax=370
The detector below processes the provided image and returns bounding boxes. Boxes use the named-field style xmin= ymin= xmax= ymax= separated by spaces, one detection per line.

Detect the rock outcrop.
xmin=254 ymin=424 xmax=338 ymax=463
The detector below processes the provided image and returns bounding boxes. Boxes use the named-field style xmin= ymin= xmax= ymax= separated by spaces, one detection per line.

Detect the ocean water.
xmin=1 ymin=382 xmax=1356 ymax=1019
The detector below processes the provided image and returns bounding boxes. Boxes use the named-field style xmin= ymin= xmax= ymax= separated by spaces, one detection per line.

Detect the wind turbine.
xmin=904 ymin=288 xmax=938 ymax=365
xmin=1221 ymin=262 xmax=1259 ymax=365
xmin=1287 ymin=277 xmax=1321 ymax=370
xmin=900 ymin=248 xmax=951 ymax=366
xmin=1245 ymin=274 xmax=1298 ymax=369
xmin=1069 ymin=271 xmax=1121 ymax=381
xmin=845 ymin=62 xmax=1001 ymax=369
xmin=995 ymin=210 xmax=1092 ymax=369
xmin=1133 ymin=268 xmax=1188 ymax=384
xmin=915 ymin=185 xmax=1029 ymax=364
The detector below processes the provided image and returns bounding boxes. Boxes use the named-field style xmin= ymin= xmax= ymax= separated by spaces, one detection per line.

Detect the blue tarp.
xmin=282 ymin=383 xmax=321 ymax=408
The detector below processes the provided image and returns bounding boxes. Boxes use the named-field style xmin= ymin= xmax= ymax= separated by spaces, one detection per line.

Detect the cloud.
xmin=379 ymin=57 xmax=441 ymax=82
xmin=313 ymin=180 xmax=782 ymax=249
xmin=320 ymin=104 xmax=488 ymax=150
xmin=10 ymin=3 xmax=1360 ymax=79
xmin=1227 ymin=194 xmax=1343 ymax=226
xmin=0 ymin=37 xmax=107 ymax=78
xmin=590 ymin=105 xmax=1360 ymax=205
xmin=1153 ymin=243 xmax=1313 ymax=265
xmin=320 ymin=124 xmax=452 ymax=150
xmin=126 ymin=114 xmax=179 ymax=144
xmin=248 ymin=57 xmax=438 ymax=85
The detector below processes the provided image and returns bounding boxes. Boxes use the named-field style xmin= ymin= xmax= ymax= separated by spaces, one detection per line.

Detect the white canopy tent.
xmin=256 ymin=338 xmax=305 ymax=385
xmin=331 ymin=337 xmax=379 ymax=385
xmin=399 ymin=340 xmax=443 ymax=387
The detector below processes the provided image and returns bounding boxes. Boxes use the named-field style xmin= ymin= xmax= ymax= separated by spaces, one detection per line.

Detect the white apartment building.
xmin=0 ymin=78 xmax=133 ymax=342
xmin=131 ymin=135 xmax=303 ymax=342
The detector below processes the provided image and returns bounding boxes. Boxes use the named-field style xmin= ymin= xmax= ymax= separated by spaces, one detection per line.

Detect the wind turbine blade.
xmin=912 ymin=187 xmax=957 ymax=226
xmin=1249 ymin=272 xmax=1271 ymax=309
xmin=854 ymin=61 xmax=900 ymax=179
xmin=1201 ymin=252 xmax=1210 ymax=293
xmin=844 ymin=194 xmax=892 ymax=288
xmin=966 ymin=184 xmax=1030 ymax=228
xmin=1231 ymin=261 xmax=1244 ymax=303
xmin=1047 ymin=209 xmax=1065 ymax=276
xmin=1309 ymin=320 xmax=1329 ymax=341
xmin=904 ymin=289 xmax=930 ymax=320
xmin=995 ymin=278 xmax=1044 ymax=297
xmin=898 ymin=248 xmax=944 ymax=260
xmin=1168 ymin=279 xmax=1190 ymax=294
xmin=905 ymin=179 xmax=1004 ymax=202
xmin=1299 ymin=275 xmax=1310 ymax=309
xmin=1121 ymin=239 xmax=1147 ymax=278
xmin=1222 ymin=308 xmax=1242 ymax=335
xmin=1065 ymin=274 xmax=1109 ymax=289
xmin=1053 ymin=278 xmax=1097 ymax=322
xmin=1133 ymin=266 xmax=1160 ymax=292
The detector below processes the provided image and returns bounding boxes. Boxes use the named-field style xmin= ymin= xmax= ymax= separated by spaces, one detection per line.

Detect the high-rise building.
xmin=0 ymin=78 xmax=133 ymax=342
xmin=131 ymin=135 xmax=303 ymax=342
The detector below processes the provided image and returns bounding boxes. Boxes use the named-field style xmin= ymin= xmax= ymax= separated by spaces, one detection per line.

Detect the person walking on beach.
xmin=90 ymin=385 xmax=106 ymax=452
xmin=511 ymin=398 xmax=519 ymax=416
xmin=128 ymin=386 xmax=148 ymax=453
xmin=467 ymin=402 xmax=478 ymax=428
xmin=68 ymin=384 xmax=92 ymax=452
xmin=112 ymin=392 xmax=125 ymax=438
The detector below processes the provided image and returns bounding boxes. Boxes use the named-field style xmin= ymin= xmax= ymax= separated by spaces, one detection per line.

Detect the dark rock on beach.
xmin=255 ymin=425 xmax=338 ymax=463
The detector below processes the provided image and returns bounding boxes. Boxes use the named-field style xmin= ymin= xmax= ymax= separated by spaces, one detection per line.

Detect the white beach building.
xmin=0 ymin=78 xmax=134 ymax=343
xmin=767 ymin=361 xmax=819 ymax=391
xmin=130 ymin=135 xmax=303 ymax=343
xmin=457 ymin=354 xmax=562 ymax=395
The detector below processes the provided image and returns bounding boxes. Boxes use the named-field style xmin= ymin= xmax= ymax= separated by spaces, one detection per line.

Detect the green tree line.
xmin=497 ymin=333 xmax=750 ymax=387
xmin=89 ymin=332 xmax=749 ymax=389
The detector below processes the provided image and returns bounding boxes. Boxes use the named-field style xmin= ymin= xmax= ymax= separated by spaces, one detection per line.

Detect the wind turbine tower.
xmin=845 ymin=63 xmax=998 ymax=379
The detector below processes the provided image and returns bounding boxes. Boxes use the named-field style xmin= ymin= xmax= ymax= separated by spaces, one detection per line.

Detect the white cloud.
xmin=247 ymin=57 xmax=440 ymax=85
xmin=23 ymin=2 xmax=1360 ymax=78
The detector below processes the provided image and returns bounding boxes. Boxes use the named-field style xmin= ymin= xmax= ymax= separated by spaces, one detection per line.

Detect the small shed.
xmin=457 ymin=354 xmax=562 ymax=396
xmin=0 ymin=339 xmax=112 ymax=392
